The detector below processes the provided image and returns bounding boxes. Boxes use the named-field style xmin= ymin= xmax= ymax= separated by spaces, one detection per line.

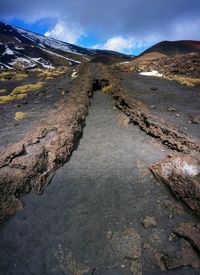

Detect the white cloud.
xmin=93 ymin=36 xmax=135 ymax=53
xmin=45 ymin=20 xmax=86 ymax=44
xmin=92 ymin=35 xmax=156 ymax=54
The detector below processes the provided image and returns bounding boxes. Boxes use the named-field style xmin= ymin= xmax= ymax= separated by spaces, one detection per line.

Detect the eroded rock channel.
xmin=0 ymin=63 xmax=200 ymax=274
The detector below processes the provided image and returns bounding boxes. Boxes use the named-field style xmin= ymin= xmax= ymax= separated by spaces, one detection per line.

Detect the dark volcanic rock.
xmin=174 ymin=223 xmax=200 ymax=253
xmin=110 ymin=228 xmax=142 ymax=275
xmin=149 ymin=154 xmax=200 ymax=217
xmin=155 ymin=239 xmax=199 ymax=271
xmin=142 ymin=216 xmax=157 ymax=229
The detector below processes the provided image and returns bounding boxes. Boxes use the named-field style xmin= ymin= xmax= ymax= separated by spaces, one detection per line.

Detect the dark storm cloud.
xmin=0 ymin=0 xmax=200 ymax=41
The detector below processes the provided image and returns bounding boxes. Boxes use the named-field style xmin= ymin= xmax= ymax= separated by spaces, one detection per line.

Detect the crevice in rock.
xmin=92 ymin=79 xmax=109 ymax=91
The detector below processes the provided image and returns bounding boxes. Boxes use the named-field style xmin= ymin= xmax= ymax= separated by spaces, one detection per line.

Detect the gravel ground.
xmin=116 ymin=72 xmax=200 ymax=139
xmin=0 ymin=91 xmax=199 ymax=274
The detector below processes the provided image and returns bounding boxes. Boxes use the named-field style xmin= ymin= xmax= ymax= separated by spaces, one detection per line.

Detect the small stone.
xmin=143 ymin=242 xmax=151 ymax=249
xmin=130 ymin=259 xmax=142 ymax=275
xmin=155 ymin=252 xmax=166 ymax=271
xmin=166 ymin=106 xmax=176 ymax=112
xmin=142 ymin=216 xmax=157 ymax=229
xmin=168 ymin=233 xmax=177 ymax=242
xmin=149 ymin=233 xmax=160 ymax=245
xmin=187 ymin=114 xmax=200 ymax=124
xmin=163 ymin=200 xmax=184 ymax=216
xmin=110 ymin=228 xmax=141 ymax=259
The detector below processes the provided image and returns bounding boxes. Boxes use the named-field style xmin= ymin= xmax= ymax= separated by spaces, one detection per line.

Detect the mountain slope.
xmin=139 ymin=40 xmax=200 ymax=57
xmin=0 ymin=21 xmax=131 ymax=69
xmin=115 ymin=40 xmax=200 ymax=78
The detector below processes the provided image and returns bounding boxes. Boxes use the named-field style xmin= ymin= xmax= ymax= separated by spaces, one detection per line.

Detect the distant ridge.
xmin=139 ymin=40 xmax=200 ymax=56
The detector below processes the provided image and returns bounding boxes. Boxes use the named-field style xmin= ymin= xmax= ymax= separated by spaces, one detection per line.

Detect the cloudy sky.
xmin=0 ymin=0 xmax=199 ymax=55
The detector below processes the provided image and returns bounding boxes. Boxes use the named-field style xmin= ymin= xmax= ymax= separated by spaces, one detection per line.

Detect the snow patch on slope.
xmin=3 ymin=46 xmax=14 ymax=55
xmin=139 ymin=70 xmax=162 ymax=77
xmin=41 ymin=48 xmax=81 ymax=64
xmin=10 ymin=56 xmax=54 ymax=69
xmin=15 ymin=27 xmax=83 ymax=56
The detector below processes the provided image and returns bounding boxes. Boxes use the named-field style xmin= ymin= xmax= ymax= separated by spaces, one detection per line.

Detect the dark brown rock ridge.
xmin=149 ymin=155 xmax=200 ymax=217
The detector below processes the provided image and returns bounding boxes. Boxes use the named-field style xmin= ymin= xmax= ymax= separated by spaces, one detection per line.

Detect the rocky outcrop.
xmin=149 ymin=154 xmax=200 ymax=217
xmin=107 ymin=67 xmax=200 ymax=155
xmin=116 ymin=53 xmax=200 ymax=78
xmin=174 ymin=223 xmax=200 ymax=252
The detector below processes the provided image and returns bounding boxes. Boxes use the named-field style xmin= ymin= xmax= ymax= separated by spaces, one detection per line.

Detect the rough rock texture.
xmin=155 ymin=220 xmax=200 ymax=272
xmin=116 ymin=53 xmax=200 ymax=78
xmin=142 ymin=216 xmax=157 ymax=229
xmin=155 ymin=239 xmax=199 ymax=271
xmin=143 ymin=53 xmax=200 ymax=78
xmin=149 ymin=154 xmax=200 ymax=217
xmin=174 ymin=223 xmax=200 ymax=252
xmin=110 ymin=228 xmax=142 ymax=275
xmin=0 ymin=64 xmax=94 ymax=223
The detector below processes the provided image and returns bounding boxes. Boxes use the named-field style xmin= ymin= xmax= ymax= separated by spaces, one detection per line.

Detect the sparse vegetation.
xmin=12 ymin=82 xmax=44 ymax=96
xmin=102 ymin=85 xmax=112 ymax=93
xmin=0 ymin=71 xmax=28 ymax=81
xmin=13 ymin=73 xmax=28 ymax=81
xmin=0 ymin=81 xmax=44 ymax=104
xmin=164 ymin=75 xmax=200 ymax=87
xmin=37 ymin=67 xmax=66 ymax=79
xmin=15 ymin=112 xmax=27 ymax=120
